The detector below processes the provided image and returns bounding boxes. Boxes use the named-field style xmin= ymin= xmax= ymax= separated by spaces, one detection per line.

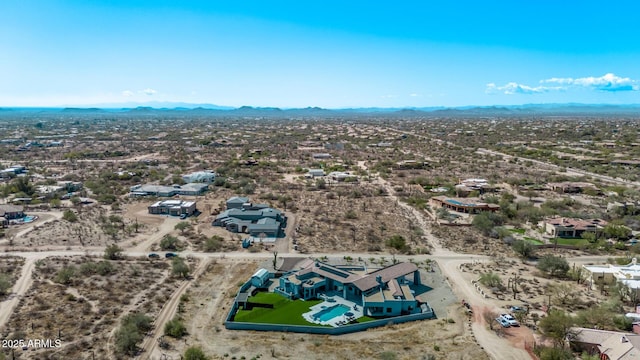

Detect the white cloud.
xmin=485 ymin=82 xmax=556 ymax=95
xmin=142 ymin=88 xmax=157 ymax=96
xmin=409 ymin=93 xmax=420 ymax=97
xmin=121 ymin=90 xmax=134 ymax=97
xmin=380 ymin=94 xmax=398 ymax=98
xmin=541 ymin=73 xmax=639 ymax=91
xmin=487 ymin=73 xmax=639 ymax=95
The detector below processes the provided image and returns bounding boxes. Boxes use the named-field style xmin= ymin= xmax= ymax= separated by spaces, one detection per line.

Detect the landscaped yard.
xmin=553 ymin=238 xmax=588 ymax=246
xmin=524 ymin=237 xmax=544 ymax=245
xmin=509 ymin=228 xmax=526 ymax=235
xmin=234 ymin=292 xmax=325 ymax=326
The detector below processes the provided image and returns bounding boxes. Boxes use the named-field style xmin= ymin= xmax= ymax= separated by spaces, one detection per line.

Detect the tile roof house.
xmin=541 ymin=217 xmax=608 ymax=238
xmin=569 ymin=327 xmax=640 ymax=360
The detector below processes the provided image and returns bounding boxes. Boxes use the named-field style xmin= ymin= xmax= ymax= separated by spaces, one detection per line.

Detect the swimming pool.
xmin=22 ymin=215 xmax=36 ymax=223
xmin=314 ymin=304 xmax=350 ymax=322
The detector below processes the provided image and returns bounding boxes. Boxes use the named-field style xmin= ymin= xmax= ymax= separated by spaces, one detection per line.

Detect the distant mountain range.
xmin=1 ymin=103 xmax=639 ymax=117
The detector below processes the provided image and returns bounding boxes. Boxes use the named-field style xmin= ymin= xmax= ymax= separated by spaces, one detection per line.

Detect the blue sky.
xmin=2 ymin=0 xmax=640 ymax=108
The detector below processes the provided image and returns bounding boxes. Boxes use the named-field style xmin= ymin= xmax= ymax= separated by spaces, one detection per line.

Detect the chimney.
xmin=376 ymin=275 xmax=383 ymax=286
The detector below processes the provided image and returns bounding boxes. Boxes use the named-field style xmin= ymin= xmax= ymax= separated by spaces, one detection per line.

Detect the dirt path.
xmin=128 ymin=216 xmax=181 ymax=252
xmin=370 ymin=169 xmax=532 ymax=360
xmin=0 ymin=257 xmax=35 ymax=331
xmin=141 ymin=258 xmax=210 ymax=360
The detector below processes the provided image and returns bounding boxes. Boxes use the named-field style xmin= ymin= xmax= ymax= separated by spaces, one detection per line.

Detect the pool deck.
xmin=302 ymin=296 xmax=364 ymax=327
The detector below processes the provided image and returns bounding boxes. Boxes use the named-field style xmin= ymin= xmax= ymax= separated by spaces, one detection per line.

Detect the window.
xmin=387 ymin=307 xmax=392 ymax=313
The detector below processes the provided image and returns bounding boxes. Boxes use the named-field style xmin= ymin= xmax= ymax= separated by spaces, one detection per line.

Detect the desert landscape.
xmin=0 ymin=109 xmax=639 ymax=360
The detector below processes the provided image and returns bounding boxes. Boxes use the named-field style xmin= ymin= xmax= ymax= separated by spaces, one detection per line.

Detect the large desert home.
xmin=430 ymin=196 xmax=500 ymax=214
xmin=277 ymin=260 xmax=426 ymax=318
xmin=540 ymin=217 xmax=607 ymax=238
xmin=148 ymin=200 xmax=197 ymax=217
xmin=212 ymin=196 xmax=287 ymax=240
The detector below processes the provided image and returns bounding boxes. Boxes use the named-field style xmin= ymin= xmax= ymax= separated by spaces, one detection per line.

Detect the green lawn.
xmin=523 ymin=237 xmax=544 ymax=245
xmin=553 ymin=238 xmax=588 ymax=246
xmin=247 ymin=292 xmax=290 ymax=306
xmin=356 ymin=316 xmax=376 ymax=323
xmin=509 ymin=228 xmax=526 ymax=235
xmin=234 ymin=293 xmax=325 ymax=326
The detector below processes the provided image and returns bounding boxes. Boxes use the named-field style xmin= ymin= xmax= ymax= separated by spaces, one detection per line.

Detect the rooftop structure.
xmin=541 ymin=217 xmax=607 ymax=238
xmin=0 ymin=204 xmax=24 ymax=220
xmin=129 ymin=183 xmax=209 ymax=197
xmin=569 ymin=327 xmax=640 ymax=360
xmin=182 ymin=170 xmax=216 ymax=183
xmin=430 ymin=196 xmax=499 ymax=214
xmin=547 ymin=181 xmax=599 ymax=193
xmin=584 ymin=258 xmax=640 ymax=295
xmin=277 ymin=261 xmax=424 ymax=318
xmin=148 ymin=199 xmax=197 ymax=216
xmin=213 ymin=197 xmax=287 ymax=239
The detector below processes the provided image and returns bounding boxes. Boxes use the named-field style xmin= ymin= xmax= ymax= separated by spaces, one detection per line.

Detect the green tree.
xmin=385 ymin=235 xmax=408 ymax=252
xmin=115 ymin=323 xmax=143 ymax=355
xmin=164 ymin=317 xmax=188 ymax=338
xmin=603 ymin=224 xmax=632 ymax=240
xmin=103 ymin=244 xmax=123 ymax=260
xmin=174 ymin=221 xmax=191 ymax=234
xmin=184 ymin=346 xmax=209 ymax=360
xmin=538 ymin=346 xmax=574 ymax=360
xmin=539 ymin=309 xmax=574 ymax=347
xmin=49 ymin=198 xmax=61 ymax=208
xmin=512 ymin=240 xmax=535 ymax=259
xmin=0 ymin=274 xmax=11 ymax=296
xmin=537 ymin=255 xmax=570 ymax=278
xmin=62 ymin=209 xmax=78 ymax=222
xmin=54 ymin=266 xmax=76 ymax=285
xmin=472 ymin=211 xmax=504 ymax=236
xmin=172 ymin=257 xmax=190 ymax=278
xmin=203 ymin=236 xmax=222 ymax=252
xmin=160 ymin=234 xmax=181 ymax=250
xmin=478 ymin=271 xmax=502 ymax=288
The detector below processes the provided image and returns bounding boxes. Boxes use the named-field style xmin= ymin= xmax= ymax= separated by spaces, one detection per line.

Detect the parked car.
xmin=165 ymin=252 xmax=178 ymax=259
xmin=509 ymin=305 xmax=527 ymax=313
xmin=496 ymin=317 xmax=511 ymax=328
xmin=179 ymin=213 xmax=187 ymax=220
xmin=500 ymin=313 xmax=519 ymax=327
xmin=148 ymin=253 xmax=160 ymax=259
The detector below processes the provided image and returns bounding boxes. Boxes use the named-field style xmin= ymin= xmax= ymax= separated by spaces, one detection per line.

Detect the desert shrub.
xmin=385 ymin=235 xmax=409 ymax=252
xmin=160 ymin=235 xmax=181 ymax=251
xmin=537 ymin=255 xmax=569 ymax=278
xmin=54 ymin=266 xmax=77 ymax=285
xmin=0 ymin=274 xmax=11 ymax=296
xmin=164 ymin=317 xmax=188 ymax=338
xmin=184 ymin=346 xmax=209 ymax=360
xmin=62 ymin=209 xmax=78 ymax=222
xmin=104 ymin=244 xmax=123 ymax=260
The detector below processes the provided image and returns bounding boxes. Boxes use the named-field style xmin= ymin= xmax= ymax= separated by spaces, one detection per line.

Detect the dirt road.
xmin=370 ymin=167 xmax=532 ymax=360
xmin=129 ymin=216 xmax=181 ymax=252
xmin=141 ymin=258 xmax=210 ymax=360
xmin=0 ymin=258 xmax=36 ymax=331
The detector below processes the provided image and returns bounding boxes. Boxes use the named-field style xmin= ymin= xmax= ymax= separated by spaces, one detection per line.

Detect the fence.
xmin=225 ymin=282 xmax=436 ymax=334
xmin=224 ymin=309 xmax=436 ymax=335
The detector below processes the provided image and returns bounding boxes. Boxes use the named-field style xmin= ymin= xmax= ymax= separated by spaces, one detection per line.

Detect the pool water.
xmin=22 ymin=216 xmax=36 ymax=223
xmin=314 ymin=304 xmax=350 ymax=322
